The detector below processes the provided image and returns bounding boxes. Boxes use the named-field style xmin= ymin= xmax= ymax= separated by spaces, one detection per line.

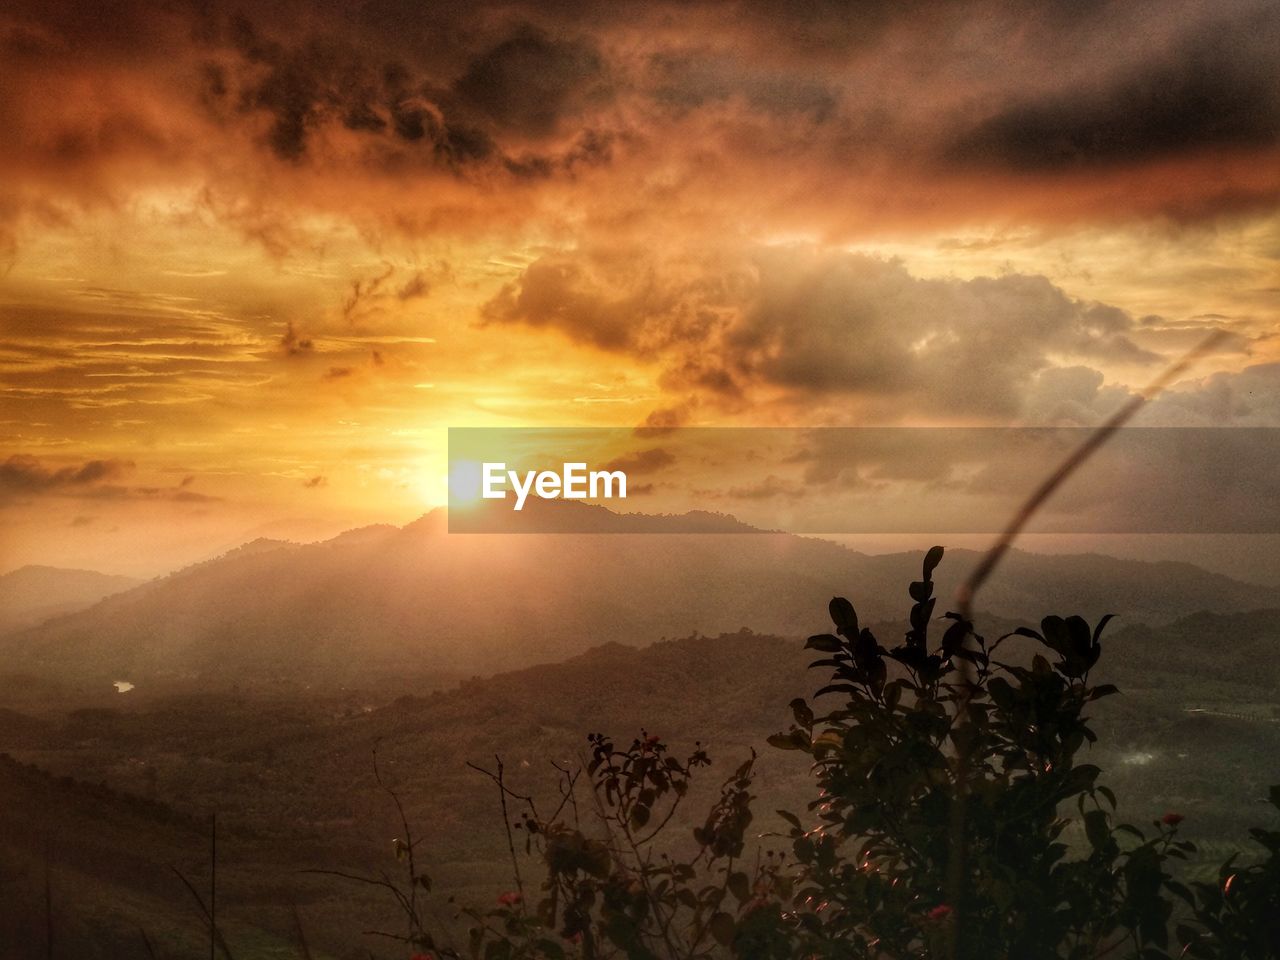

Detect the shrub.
xmin=348 ymin=548 xmax=1280 ymax=960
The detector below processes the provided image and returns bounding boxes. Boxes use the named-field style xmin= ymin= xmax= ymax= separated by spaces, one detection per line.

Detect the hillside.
xmin=4 ymin=617 xmax=1280 ymax=959
xmin=1 ymin=505 xmax=1272 ymax=686
xmin=0 ymin=565 xmax=142 ymax=634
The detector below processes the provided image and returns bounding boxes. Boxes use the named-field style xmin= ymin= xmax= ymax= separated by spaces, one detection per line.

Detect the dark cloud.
xmin=703 ymin=474 xmax=806 ymax=501
xmin=1 ymin=452 xmax=225 ymax=506
xmin=451 ymin=26 xmax=608 ymax=137
xmin=216 ymin=13 xmax=497 ymax=165
xmin=948 ymin=8 xmax=1280 ymax=171
xmin=397 ymin=271 xmax=430 ymax=300
xmin=602 ymin=447 xmax=676 ymax=475
xmin=341 ymin=264 xmax=436 ymax=325
xmin=110 ymin=487 xmax=223 ymax=503
xmin=0 ymin=455 xmax=134 ymax=502
xmin=632 ymin=402 xmax=698 ymax=436
xmin=481 ymin=254 xmax=724 ymax=353
xmin=280 ymin=321 xmax=314 ymax=356
xmin=302 ymin=475 xmax=327 ymax=488
xmin=647 ymin=52 xmax=837 ymax=120
xmin=3 ymin=0 xmax=1278 ymax=249
xmin=207 ymin=13 xmax=611 ymax=171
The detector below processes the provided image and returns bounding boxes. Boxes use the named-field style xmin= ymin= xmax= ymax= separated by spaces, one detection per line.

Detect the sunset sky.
xmin=2 ymin=0 xmax=1278 ymax=575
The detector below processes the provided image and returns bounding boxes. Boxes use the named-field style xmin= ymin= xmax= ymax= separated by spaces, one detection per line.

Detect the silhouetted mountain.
xmin=0 ymin=565 xmax=142 ymax=634
xmin=2 ymin=503 xmax=1273 ymax=685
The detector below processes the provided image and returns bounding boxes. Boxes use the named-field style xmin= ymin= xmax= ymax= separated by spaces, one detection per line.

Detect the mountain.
xmin=1 ymin=503 xmax=1273 ymax=685
xmin=0 ymin=565 xmax=142 ymax=634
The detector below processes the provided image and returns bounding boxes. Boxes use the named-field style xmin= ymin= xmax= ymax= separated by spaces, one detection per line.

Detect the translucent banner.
xmin=447 ymin=427 xmax=1280 ymax=533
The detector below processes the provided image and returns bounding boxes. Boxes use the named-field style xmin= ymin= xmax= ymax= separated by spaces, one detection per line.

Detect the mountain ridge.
xmin=0 ymin=565 xmax=143 ymax=634
xmin=2 ymin=503 xmax=1273 ymax=685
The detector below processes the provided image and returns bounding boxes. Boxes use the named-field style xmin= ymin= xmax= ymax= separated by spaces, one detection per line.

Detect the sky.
xmin=1 ymin=0 xmax=1278 ymax=576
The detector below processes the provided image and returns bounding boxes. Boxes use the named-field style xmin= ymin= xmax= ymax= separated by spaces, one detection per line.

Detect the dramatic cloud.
xmin=2 ymin=0 xmax=1278 ymax=570
xmin=2 ymin=0 xmax=1277 ymax=255
xmin=486 ymin=247 xmax=1164 ymax=421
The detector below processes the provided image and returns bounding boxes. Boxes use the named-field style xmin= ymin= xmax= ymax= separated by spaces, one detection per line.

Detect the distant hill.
xmin=0 ymin=565 xmax=142 ymax=634
xmin=1105 ymin=608 xmax=1280 ymax=693
xmin=5 ymin=619 xmax=1280 ymax=958
xmin=1 ymin=503 xmax=1273 ymax=685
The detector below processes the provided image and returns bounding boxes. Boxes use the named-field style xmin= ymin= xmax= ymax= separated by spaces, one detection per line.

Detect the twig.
xmin=955 ymin=330 xmax=1227 ymax=620
xmin=210 ymin=812 xmax=217 ymax=960
xmin=170 ymin=865 xmax=236 ymax=960
xmin=372 ymin=742 xmax=424 ymax=936
xmin=549 ymin=760 xmax=582 ymax=827
xmin=471 ymin=756 xmax=526 ymax=903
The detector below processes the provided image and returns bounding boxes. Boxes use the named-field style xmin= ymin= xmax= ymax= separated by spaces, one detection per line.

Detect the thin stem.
xmin=470 ymin=756 xmax=526 ymax=904
xmin=944 ymin=331 xmax=1226 ymax=960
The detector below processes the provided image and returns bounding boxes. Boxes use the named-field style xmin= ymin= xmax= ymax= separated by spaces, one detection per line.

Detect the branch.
xmin=469 ymin=756 xmax=526 ymax=904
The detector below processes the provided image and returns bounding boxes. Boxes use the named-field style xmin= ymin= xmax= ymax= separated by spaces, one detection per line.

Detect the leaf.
xmin=941 ymin=619 xmax=969 ymax=659
xmin=1084 ymin=809 xmax=1111 ymax=851
xmin=813 ymin=683 xmax=858 ymax=699
xmin=767 ymin=732 xmax=807 ymax=751
xmin=909 ymin=597 xmax=936 ymax=632
xmin=1065 ymin=615 xmax=1092 ymax=656
xmin=790 ymin=697 xmax=814 ymax=728
xmin=709 ymin=911 xmax=736 ymax=946
xmin=805 ymin=634 xmax=843 ymax=652
xmin=883 ymin=681 xmax=902 ymax=712
xmin=1040 ymin=616 xmax=1069 ymax=656
xmin=829 ymin=597 xmax=858 ymax=636
xmin=728 ymin=871 xmax=750 ymax=902
xmin=776 ymin=810 xmax=803 ymax=832
xmin=908 ymin=580 xmax=932 ymax=602
xmin=922 ymin=545 xmax=945 ymax=579
xmin=1093 ymin=613 xmax=1115 ymax=645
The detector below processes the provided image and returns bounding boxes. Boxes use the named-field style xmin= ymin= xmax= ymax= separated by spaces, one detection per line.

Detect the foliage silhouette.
xmin=337 ymin=548 xmax=1280 ymax=960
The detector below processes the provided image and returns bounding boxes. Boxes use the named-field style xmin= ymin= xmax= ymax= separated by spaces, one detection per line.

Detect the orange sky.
xmin=2 ymin=0 xmax=1278 ymax=575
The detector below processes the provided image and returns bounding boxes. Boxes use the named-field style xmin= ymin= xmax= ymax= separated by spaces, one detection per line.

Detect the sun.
xmin=446 ymin=459 xmax=485 ymax=510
